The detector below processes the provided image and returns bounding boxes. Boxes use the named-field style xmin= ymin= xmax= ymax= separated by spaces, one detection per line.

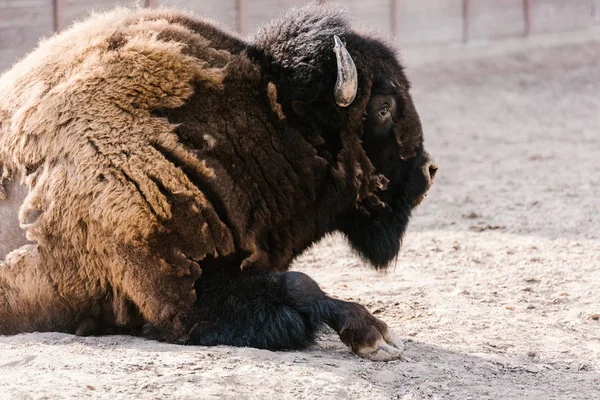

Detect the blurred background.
xmin=1 ymin=0 xmax=599 ymax=71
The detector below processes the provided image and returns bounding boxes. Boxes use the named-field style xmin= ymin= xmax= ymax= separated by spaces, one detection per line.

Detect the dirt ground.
xmin=1 ymin=32 xmax=599 ymax=399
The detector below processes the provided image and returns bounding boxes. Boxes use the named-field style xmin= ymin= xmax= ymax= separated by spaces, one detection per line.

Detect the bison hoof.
xmin=355 ymin=328 xmax=405 ymax=361
xmin=330 ymin=299 xmax=406 ymax=361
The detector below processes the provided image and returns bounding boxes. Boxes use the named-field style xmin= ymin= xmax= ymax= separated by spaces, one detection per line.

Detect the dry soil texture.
xmin=1 ymin=34 xmax=599 ymax=400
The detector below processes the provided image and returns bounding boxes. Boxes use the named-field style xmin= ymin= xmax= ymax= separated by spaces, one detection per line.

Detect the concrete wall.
xmin=64 ymin=0 xmax=138 ymax=26
xmin=395 ymin=0 xmax=464 ymax=45
xmin=469 ymin=0 xmax=525 ymax=41
xmin=161 ymin=0 xmax=237 ymax=28
xmin=1 ymin=0 xmax=599 ymax=71
xmin=0 ymin=0 xmax=54 ymax=69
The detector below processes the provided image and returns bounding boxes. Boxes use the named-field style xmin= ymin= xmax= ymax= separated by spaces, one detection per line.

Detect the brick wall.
xmin=1 ymin=0 xmax=599 ymax=71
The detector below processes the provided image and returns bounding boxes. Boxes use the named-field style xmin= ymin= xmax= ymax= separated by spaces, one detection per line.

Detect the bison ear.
xmin=292 ymin=100 xmax=311 ymax=117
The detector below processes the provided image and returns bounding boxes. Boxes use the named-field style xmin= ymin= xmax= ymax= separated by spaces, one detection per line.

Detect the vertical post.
xmin=236 ymin=0 xmax=248 ymax=35
xmin=144 ymin=0 xmax=158 ymax=7
xmin=53 ymin=0 xmax=65 ymax=33
xmin=523 ymin=0 xmax=532 ymax=36
xmin=390 ymin=0 xmax=399 ymax=40
xmin=462 ymin=0 xmax=470 ymax=43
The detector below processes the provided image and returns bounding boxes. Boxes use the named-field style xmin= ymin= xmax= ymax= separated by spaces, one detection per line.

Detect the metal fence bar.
xmin=53 ymin=0 xmax=66 ymax=32
xmin=523 ymin=0 xmax=532 ymax=36
xmin=390 ymin=0 xmax=398 ymax=39
xmin=236 ymin=0 xmax=248 ymax=35
xmin=462 ymin=0 xmax=471 ymax=43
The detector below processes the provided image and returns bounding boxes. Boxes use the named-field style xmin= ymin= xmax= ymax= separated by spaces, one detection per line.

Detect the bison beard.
xmin=0 ymin=5 xmax=435 ymax=361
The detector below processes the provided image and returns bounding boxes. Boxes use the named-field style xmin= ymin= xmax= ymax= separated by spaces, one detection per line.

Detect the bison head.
xmin=253 ymin=5 xmax=437 ymax=269
xmin=333 ymin=35 xmax=438 ymax=269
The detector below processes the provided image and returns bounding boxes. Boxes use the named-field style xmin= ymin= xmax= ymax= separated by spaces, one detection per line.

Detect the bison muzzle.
xmin=0 ymin=4 xmax=436 ymax=361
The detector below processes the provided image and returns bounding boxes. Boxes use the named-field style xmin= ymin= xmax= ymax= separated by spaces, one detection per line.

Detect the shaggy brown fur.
xmin=0 ymin=5 xmax=435 ymax=359
xmin=0 ymin=7 xmax=238 ymax=337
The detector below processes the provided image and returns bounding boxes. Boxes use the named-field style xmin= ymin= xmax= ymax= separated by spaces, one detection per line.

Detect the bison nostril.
xmin=428 ymin=163 xmax=438 ymax=181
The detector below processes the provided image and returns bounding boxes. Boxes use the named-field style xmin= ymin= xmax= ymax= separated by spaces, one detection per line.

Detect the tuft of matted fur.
xmin=0 ymin=7 xmax=237 ymax=335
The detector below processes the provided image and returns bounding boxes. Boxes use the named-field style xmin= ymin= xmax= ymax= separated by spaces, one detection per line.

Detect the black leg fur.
xmin=183 ymin=271 xmax=325 ymax=350
xmin=142 ymin=267 xmax=403 ymax=360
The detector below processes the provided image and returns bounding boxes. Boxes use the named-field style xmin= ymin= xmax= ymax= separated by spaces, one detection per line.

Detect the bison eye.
xmin=378 ymin=104 xmax=391 ymax=119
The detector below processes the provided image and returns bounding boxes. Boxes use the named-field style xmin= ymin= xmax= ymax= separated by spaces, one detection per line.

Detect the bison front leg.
xmin=283 ymin=272 xmax=405 ymax=361
xmin=175 ymin=269 xmax=404 ymax=361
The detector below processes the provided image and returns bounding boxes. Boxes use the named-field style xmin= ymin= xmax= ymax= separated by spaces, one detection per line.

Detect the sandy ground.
xmin=1 ymin=34 xmax=599 ymax=399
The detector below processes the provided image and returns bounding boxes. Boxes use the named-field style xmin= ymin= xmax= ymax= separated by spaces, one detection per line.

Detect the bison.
xmin=0 ymin=4 xmax=437 ymax=361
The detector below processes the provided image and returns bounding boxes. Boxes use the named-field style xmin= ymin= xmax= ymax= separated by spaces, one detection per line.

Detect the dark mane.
xmin=251 ymin=5 xmax=349 ymax=104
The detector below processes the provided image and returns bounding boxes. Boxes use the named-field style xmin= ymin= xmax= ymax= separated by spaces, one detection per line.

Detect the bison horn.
xmin=333 ymin=35 xmax=358 ymax=107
